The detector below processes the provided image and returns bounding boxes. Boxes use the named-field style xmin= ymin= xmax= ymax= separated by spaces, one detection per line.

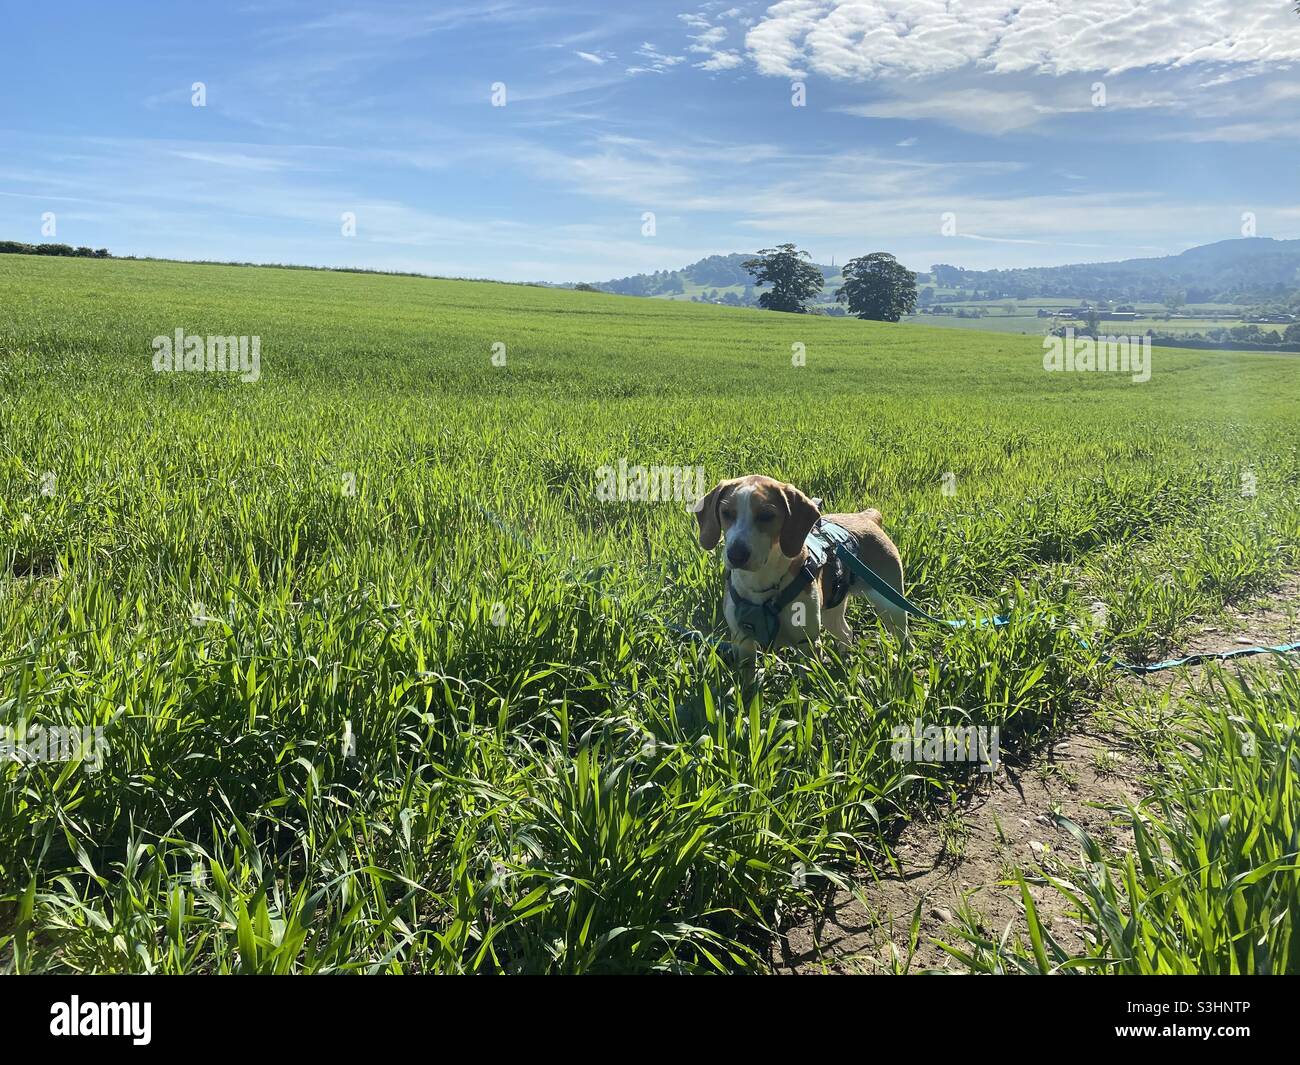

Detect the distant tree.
xmin=1284 ymin=322 xmax=1300 ymax=343
xmin=1083 ymin=307 xmax=1102 ymax=337
xmin=1162 ymin=289 xmax=1186 ymax=317
xmin=573 ymin=282 xmax=601 ymax=292
xmin=742 ymin=244 xmax=825 ymax=313
xmin=930 ymin=263 xmax=963 ymax=287
xmin=835 ymin=252 xmax=918 ymax=322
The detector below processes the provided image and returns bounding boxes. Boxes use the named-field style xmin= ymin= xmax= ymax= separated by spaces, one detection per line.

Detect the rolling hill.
xmin=584 ymin=239 xmax=1300 ymax=308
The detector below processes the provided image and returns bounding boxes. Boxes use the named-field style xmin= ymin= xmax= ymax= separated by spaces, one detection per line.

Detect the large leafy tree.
xmin=835 ymin=252 xmax=918 ymax=322
xmin=742 ymin=244 xmax=825 ymax=313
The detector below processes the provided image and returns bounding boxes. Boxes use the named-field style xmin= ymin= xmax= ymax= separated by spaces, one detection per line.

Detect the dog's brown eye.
xmin=758 ymin=511 xmax=776 ymax=522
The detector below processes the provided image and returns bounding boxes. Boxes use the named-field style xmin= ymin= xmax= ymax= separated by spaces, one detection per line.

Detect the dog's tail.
xmin=863 ymin=507 xmax=884 ymax=526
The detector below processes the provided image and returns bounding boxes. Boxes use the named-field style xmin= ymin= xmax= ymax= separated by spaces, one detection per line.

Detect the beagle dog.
xmin=694 ymin=475 xmax=906 ymax=654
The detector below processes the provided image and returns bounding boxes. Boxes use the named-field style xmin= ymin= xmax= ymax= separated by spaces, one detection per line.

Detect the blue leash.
xmin=815 ymin=521 xmax=1012 ymax=630
xmin=817 ymin=520 xmax=1300 ymax=675
xmin=1098 ymin=641 xmax=1300 ymax=675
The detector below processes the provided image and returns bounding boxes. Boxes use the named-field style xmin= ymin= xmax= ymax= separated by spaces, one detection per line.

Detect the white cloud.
xmin=627 ymin=41 xmax=686 ymax=75
xmin=677 ymin=8 xmax=751 ymax=71
xmin=574 ymin=50 xmax=608 ymax=65
xmin=833 ymin=67 xmax=1270 ymax=135
xmin=688 ymin=26 xmax=728 ymax=53
xmin=744 ymin=1 xmax=1300 ymax=81
xmin=165 ymin=149 xmax=296 ymax=171
xmin=1159 ymin=121 xmax=1300 ymax=143
xmin=840 ymin=88 xmax=1067 ymax=135
xmin=696 ymin=51 xmax=744 ymax=71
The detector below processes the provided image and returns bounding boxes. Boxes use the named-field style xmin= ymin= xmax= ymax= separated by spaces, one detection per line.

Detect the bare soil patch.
xmin=772 ymin=575 xmax=1300 ymax=975
xmin=772 ymin=729 xmax=1144 ymax=974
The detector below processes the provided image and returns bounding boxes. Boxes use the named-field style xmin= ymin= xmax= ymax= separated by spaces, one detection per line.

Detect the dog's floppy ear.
xmin=693 ymin=478 xmax=736 ymax=550
xmin=779 ymin=483 xmax=821 ymax=557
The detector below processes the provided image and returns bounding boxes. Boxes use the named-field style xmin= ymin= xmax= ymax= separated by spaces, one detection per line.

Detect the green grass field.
xmin=2 ymin=254 xmax=1298 ymax=973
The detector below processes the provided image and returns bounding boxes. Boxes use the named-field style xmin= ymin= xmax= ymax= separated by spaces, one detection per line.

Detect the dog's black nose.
xmin=726 ymin=542 xmax=750 ymax=567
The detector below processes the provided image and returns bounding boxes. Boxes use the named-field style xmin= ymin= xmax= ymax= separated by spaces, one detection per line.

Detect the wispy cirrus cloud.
xmin=626 ymin=41 xmax=685 ymax=75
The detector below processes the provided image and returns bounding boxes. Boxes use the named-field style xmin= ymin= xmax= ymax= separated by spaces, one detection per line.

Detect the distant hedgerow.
xmin=0 ymin=240 xmax=109 ymax=258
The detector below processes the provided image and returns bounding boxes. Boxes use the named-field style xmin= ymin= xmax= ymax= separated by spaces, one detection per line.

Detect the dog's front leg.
xmin=734 ymin=644 xmax=759 ymax=691
xmin=820 ymin=600 xmax=854 ymax=646
xmin=728 ymin=634 xmax=759 ymax=661
xmin=723 ymin=594 xmax=760 ymax=675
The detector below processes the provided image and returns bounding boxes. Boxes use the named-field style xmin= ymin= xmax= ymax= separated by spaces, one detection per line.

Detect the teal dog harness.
xmin=727 ymin=523 xmax=837 ymax=647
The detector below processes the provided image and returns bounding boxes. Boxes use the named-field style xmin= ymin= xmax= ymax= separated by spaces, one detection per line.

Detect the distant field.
xmin=1140 ymin=319 xmax=1286 ymax=335
xmin=655 ymin=289 xmax=1276 ymax=337
xmin=906 ymin=311 xmax=1288 ymax=337
xmin=2 ymin=254 xmax=1298 ymax=973
xmin=904 ymin=313 xmax=1050 ymax=334
xmin=926 ymin=296 xmax=1248 ymax=315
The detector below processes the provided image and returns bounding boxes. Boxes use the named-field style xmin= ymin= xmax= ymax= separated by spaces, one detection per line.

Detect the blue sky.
xmin=3 ymin=1 xmax=1299 ymax=282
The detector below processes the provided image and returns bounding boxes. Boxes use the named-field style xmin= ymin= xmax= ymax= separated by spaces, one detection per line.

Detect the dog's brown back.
xmin=823 ymin=509 xmax=904 ymax=592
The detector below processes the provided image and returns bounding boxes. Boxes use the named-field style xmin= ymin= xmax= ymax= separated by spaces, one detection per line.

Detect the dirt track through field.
xmin=773 ymin=577 xmax=1300 ymax=975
